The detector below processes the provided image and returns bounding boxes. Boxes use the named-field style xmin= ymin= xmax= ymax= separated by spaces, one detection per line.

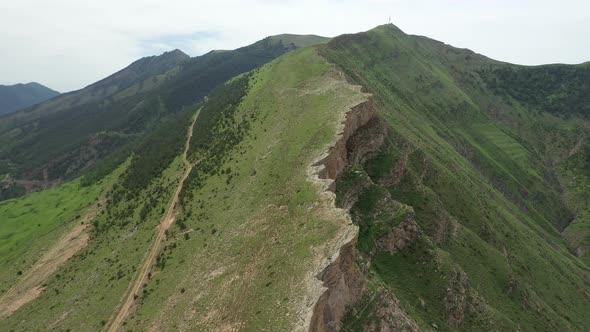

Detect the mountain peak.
xmin=82 ymin=48 xmax=189 ymax=94
xmin=161 ymin=48 xmax=190 ymax=60
xmin=23 ymin=82 xmax=53 ymax=90
xmin=370 ymin=23 xmax=406 ymax=35
xmin=0 ymin=82 xmax=59 ymax=115
xmin=134 ymin=48 xmax=189 ymax=67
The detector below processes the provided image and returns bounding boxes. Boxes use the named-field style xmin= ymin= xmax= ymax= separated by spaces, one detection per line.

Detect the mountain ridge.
xmin=0 ymin=82 xmax=59 ymax=116
xmin=0 ymin=33 xmax=328 ymax=200
xmin=0 ymin=24 xmax=589 ymax=331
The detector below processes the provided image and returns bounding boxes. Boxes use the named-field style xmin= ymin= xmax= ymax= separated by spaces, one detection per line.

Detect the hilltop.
xmin=0 ymin=82 xmax=59 ymax=115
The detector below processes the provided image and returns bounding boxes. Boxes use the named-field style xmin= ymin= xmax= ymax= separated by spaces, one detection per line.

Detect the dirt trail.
xmin=0 ymin=201 xmax=102 ymax=319
xmin=105 ymin=111 xmax=199 ymax=332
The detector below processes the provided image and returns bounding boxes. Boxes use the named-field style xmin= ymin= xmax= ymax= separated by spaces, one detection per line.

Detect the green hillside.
xmin=321 ymin=24 xmax=590 ymax=331
xmin=0 ymin=171 xmax=118 ymax=293
xmin=0 ymin=35 xmax=328 ymax=201
xmin=1 ymin=45 xmax=364 ymax=330
xmin=0 ymin=160 xmax=125 ymax=320
xmin=0 ymin=25 xmax=589 ymax=331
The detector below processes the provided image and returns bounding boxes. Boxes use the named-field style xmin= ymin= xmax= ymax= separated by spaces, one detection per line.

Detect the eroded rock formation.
xmin=318 ymin=99 xmax=383 ymax=184
xmin=309 ymin=97 xmax=383 ymax=332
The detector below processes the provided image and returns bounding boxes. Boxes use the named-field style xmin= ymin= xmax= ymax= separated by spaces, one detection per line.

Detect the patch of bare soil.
xmin=0 ymin=201 xmax=102 ymax=319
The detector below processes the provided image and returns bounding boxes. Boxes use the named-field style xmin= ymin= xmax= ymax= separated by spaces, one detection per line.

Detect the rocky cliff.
xmin=309 ymin=96 xmax=386 ymax=332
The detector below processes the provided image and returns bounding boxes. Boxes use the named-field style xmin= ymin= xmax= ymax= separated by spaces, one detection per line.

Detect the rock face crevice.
xmin=308 ymin=98 xmax=385 ymax=332
xmin=317 ymin=99 xmax=382 ymax=186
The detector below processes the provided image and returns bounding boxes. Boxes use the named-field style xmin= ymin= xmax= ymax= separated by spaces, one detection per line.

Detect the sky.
xmin=1 ymin=0 xmax=589 ymax=92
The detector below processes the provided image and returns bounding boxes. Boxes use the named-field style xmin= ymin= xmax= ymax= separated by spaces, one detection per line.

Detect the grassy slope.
xmin=322 ymin=25 xmax=590 ymax=330
xmin=561 ymin=144 xmax=590 ymax=265
xmin=469 ymin=50 xmax=590 ymax=267
xmin=1 ymin=46 xmax=365 ymax=331
xmin=124 ymin=47 xmax=366 ymax=330
xmin=2 ymin=25 xmax=589 ymax=331
xmin=0 ymin=166 xmax=124 ymax=295
xmin=1 ymin=153 xmax=186 ymax=331
xmin=0 ymin=35 xmax=327 ymax=200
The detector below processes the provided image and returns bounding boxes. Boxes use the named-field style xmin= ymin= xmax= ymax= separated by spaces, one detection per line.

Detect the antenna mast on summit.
xmin=388 ymin=16 xmax=391 ymax=24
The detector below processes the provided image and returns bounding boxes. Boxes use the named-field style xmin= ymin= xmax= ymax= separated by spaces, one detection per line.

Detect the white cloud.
xmin=0 ymin=0 xmax=588 ymax=92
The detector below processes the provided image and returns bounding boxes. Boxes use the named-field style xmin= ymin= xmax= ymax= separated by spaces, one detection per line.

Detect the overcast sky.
xmin=1 ymin=0 xmax=589 ymax=92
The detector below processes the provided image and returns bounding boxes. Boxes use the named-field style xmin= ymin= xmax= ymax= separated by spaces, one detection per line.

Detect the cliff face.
xmin=309 ymin=97 xmax=385 ymax=332
xmin=318 ymin=99 xmax=381 ymax=183
xmin=309 ymin=236 xmax=364 ymax=332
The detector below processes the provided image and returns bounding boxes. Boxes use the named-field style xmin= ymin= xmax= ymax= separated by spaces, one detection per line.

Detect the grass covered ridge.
xmin=125 ymin=47 xmax=369 ymax=330
xmin=1 ymin=46 xmax=369 ymax=330
xmin=325 ymin=25 xmax=590 ymax=331
xmin=1 ymin=24 xmax=589 ymax=331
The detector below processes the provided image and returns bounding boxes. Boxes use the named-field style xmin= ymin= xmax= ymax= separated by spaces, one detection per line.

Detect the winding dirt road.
xmin=105 ymin=111 xmax=199 ymax=332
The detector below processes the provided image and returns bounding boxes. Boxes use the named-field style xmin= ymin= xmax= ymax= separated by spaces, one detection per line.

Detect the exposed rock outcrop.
xmin=308 ymin=96 xmax=384 ymax=332
xmin=309 ymin=236 xmax=365 ymax=332
xmin=445 ymin=269 xmax=469 ymax=328
xmin=366 ymin=292 xmax=420 ymax=332
xmin=337 ymin=170 xmax=373 ymax=211
xmin=376 ymin=217 xmax=419 ymax=255
xmin=346 ymin=116 xmax=386 ymax=167
xmin=317 ymin=99 xmax=383 ymax=187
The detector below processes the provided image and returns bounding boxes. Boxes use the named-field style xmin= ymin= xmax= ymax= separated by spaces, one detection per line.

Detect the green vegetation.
xmin=560 ymin=142 xmax=590 ymax=265
xmin=326 ymin=25 xmax=590 ymax=330
xmin=1 ymin=24 xmax=589 ymax=331
xmin=125 ymin=48 xmax=368 ymax=330
xmin=1 ymin=152 xmax=184 ymax=331
xmin=0 ymin=165 xmax=124 ymax=294
xmin=120 ymin=110 xmax=194 ymax=195
xmin=0 ymin=34 xmax=327 ymax=200
xmin=188 ymin=73 xmax=252 ymax=155
xmin=1 ymin=46 xmax=366 ymax=330
xmin=480 ymin=64 xmax=590 ymax=117
xmin=268 ymin=34 xmax=329 ymax=48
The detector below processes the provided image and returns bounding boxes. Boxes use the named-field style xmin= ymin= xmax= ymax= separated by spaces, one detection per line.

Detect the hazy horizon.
xmin=1 ymin=0 xmax=589 ymax=92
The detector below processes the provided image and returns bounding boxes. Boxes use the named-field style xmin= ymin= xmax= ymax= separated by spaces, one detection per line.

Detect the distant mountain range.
xmin=0 ymin=82 xmax=59 ymax=115
xmin=0 ymin=34 xmax=328 ymax=199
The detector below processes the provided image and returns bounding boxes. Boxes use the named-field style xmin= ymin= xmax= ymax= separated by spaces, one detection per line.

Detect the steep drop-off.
xmin=309 ymin=98 xmax=386 ymax=331
xmin=321 ymin=24 xmax=590 ymax=331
